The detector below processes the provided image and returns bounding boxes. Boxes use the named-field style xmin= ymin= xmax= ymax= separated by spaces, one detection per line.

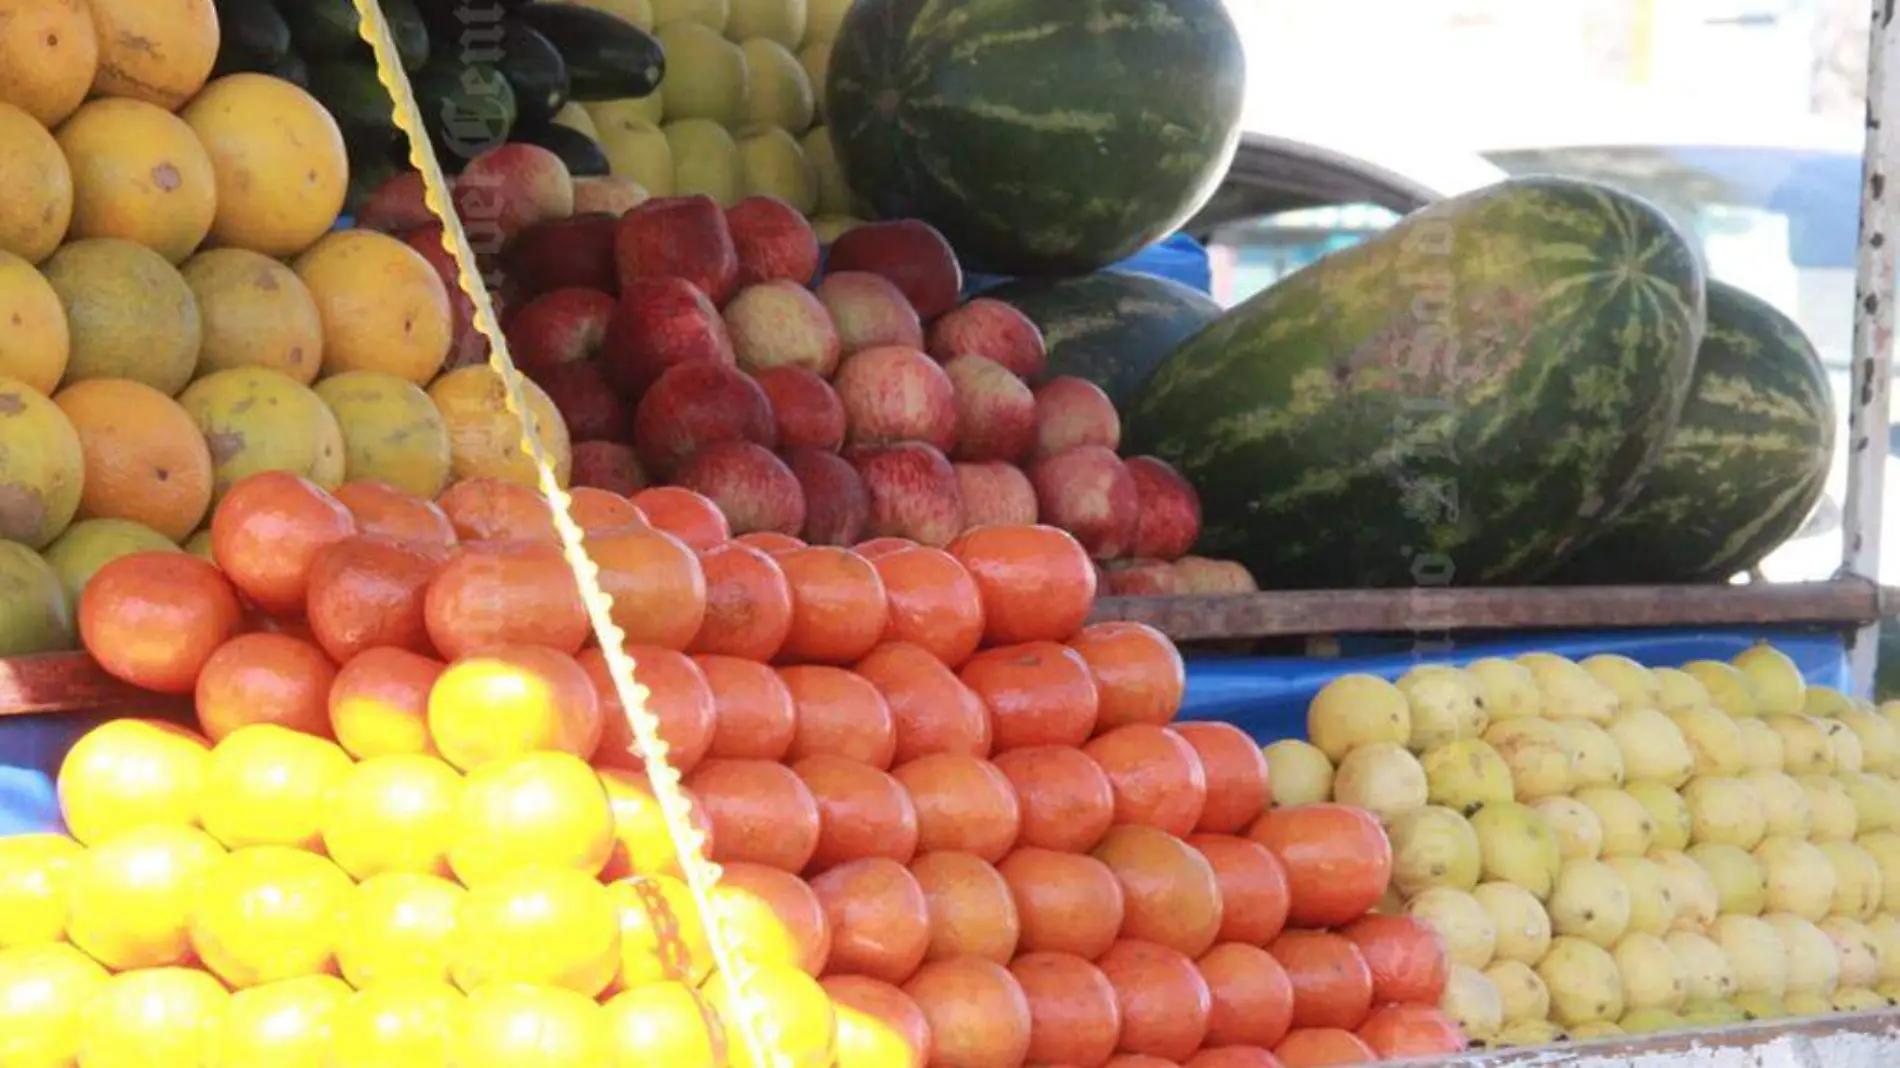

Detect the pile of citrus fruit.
xmin=0 ymin=466 xmax=1459 ymax=1067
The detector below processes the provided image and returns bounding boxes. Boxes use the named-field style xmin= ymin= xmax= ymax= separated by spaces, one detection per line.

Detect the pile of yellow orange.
xmin=0 ymin=0 xmax=576 ymax=659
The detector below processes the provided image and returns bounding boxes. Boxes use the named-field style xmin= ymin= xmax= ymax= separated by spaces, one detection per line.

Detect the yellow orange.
xmin=428 ymin=365 xmax=573 ymax=488
xmin=190 ymin=845 xmax=354 ymax=989
xmin=182 ymin=73 xmax=347 ymax=256
xmin=181 ymin=247 xmax=325 ymax=383
xmin=55 ymin=97 xmax=217 ymax=263
xmin=55 ymin=378 xmax=215 ymax=542
xmin=331 ymin=980 xmax=465 ymax=1068
xmin=335 ymin=873 xmax=464 ymax=989
xmin=0 ymin=834 xmax=83 ymax=948
xmin=210 ymin=975 xmax=350 ymax=1068
xmin=295 ymin=229 xmax=452 ymax=384
xmin=177 ymin=367 xmax=347 ymax=503
xmin=0 ymin=0 xmax=97 ymax=126
xmin=200 ymin=724 xmax=354 ymax=851
xmin=56 ymin=716 xmax=210 ymax=845
xmin=321 ymin=754 xmax=464 ymax=880
xmin=76 ymin=967 xmax=229 ymax=1068
xmin=452 ymin=984 xmax=612 ymax=1068
xmin=86 ymin=0 xmax=219 ymax=108
xmin=0 ymin=249 xmax=70 ymax=393
xmin=65 ymin=823 xmax=225 ymax=970
xmin=447 ymin=751 xmax=616 ymax=887
xmin=0 ymin=942 xmax=108 ymax=1068
xmin=314 ymin=371 xmax=454 ymax=497
xmin=0 ymin=101 xmax=73 ymax=264
xmin=451 ymin=868 xmax=622 ymax=996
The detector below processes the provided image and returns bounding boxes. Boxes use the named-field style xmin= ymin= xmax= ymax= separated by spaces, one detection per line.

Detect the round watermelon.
xmin=1547 ymin=279 xmax=1835 ymax=584
xmin=824 ymin=0 xmax=1247 ymax=278
xmin=986 ymin=271 xmax=1223 ymax=405
xmin=1124 ymin=176 xmax=1707 ymax=590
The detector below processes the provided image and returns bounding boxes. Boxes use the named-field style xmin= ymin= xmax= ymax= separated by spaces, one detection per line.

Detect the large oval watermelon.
xmin=1546 ymin=279 xmax=1834 ymax=584
xmin=824 ymin=0 xmax=1247 ymax=278
xmin=986 ymin=271 xmax=1223 ymax=405
xmin=1124 ymin=176 xmax=1707 ymax=589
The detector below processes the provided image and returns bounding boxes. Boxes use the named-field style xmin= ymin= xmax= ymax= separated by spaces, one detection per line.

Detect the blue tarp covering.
xmin=962 ymin=232 xmax=1215 ymax=297
xmin=0 ymin=625 xmax=1847 ymax=838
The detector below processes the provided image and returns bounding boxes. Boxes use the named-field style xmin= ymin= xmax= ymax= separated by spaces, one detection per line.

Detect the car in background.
xmin=1186 ymin=108 xmax=1883 ymax=584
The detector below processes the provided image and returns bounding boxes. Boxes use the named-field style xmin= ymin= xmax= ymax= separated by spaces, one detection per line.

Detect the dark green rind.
xmin=1546 ymin=279 xmax=1835 ymax=584
xmin=824 ymin=0 xmax=1247 ymax=278
xmin=986 ymin=271 xmax=1223 ymax=406
xmin=1124 ymin=176 xmax=1707 ymax=590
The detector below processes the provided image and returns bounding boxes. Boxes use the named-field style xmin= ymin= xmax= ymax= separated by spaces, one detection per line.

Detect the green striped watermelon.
xmin=1124 ymin=176 xmax=1707 ymax=589
xmin=986 ymin=271 xmax=1223 ymax=405
xmin=823 ymin=0 xmax=1247 ymax=278
xmin=1547 ymin=279 xmax=1834 ymax=584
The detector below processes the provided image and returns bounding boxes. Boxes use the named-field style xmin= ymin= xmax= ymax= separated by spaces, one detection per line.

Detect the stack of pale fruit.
xmin=1266 ymin=643 xmax=1900 ymax=1048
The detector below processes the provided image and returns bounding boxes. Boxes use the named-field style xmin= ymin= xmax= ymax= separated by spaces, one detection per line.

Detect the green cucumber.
xmin=306 ymin=60 xmax=398 ymax=149
xmin=412 ymin=57 xmax=518 ymax=171
xmin=279 ymin=0 xmax=428 ymax=68
xmin=496 ymin=19 xmax=569 ymax=125
xmin=212 ymin=0 xmax=292 ymax=76
xmin=510 ymin=122 xmax=609 ymax=177
xmin=511 ymin=4 xmax=664 ymax=101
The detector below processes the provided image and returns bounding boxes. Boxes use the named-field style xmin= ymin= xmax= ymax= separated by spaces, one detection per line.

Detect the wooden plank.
xmin=1445 ymin=1009 xmax=1900 ymax=1066
xmin=1090 ymin=580 xmax=1888 ymax=641
xmin=0 ymin=653 xmax=175 ymax=718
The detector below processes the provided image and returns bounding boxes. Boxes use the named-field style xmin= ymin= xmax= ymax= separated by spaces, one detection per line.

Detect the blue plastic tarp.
xmin=962 ymin=232 xmax=1215 ymax=297
xmin=0 ymin=625 xmax=1848 ymax=839
xmin=1178 ymin=626 xmax=1850 ymax=744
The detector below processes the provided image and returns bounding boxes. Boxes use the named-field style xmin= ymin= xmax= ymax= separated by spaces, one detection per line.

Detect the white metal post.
xmin=1846 ymin=0 xmax=1900 ymax=695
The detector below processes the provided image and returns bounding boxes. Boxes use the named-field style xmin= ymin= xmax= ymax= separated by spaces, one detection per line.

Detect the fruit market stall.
xmin=5 ymin=0 xmax=1900 ymax=1065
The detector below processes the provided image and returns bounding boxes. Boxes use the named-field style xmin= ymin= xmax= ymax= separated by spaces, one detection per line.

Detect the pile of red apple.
xmin=357 ymin=144 xmax=1257 ymax=597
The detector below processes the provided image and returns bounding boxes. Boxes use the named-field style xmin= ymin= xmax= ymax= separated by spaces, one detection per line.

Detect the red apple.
xmin=786 ymin=446 xmax=869 ymax=546
xmin=723 ymin=281 xmax=842 ymax=377
xmin=848 ymin=442 xmax=965 ymax=548
xmin=614 ymin=194 xmax=739 ymax=306
xmin=1103 ymin=559 xmax=1185 ymax=596
xmin=571 ymin=441 xmax=649 ymax=494
xmin=453 ymin=143 xmax=576 ymax=252
xmin=815 ymin=271 xmax=924 ymax=355
xmin=537 ymin=360 xmax=629 ymax=441
xmin=825 ymin=220 xmax=963 ymax=320
xmin=727 ymin=195 xmax=821 ymax=288
xmin=1033 ymin=376 xmax=1121 ymax=457
xmin=675 ymin=440 xmax=806 ymax=536
xmin=399 ymin=222 xmax=489 ymax=372
xmin=927 ymin=298 xmax=1047 ymax=382
xmin=954 ymin=462 xmax=1038 ymax=529
xmin=356 ymin=171 xmax=434 ymax=233
xmin=833 ymin=346 xmax=956 ymax=453
xmin=1029 ymin=445 xmax=1138 ymax=559
xmin=1125 ymin=456 xmax=1202 ymax=561
xmin=505 ymin=287 xmax=615 ymax=378
xmin=1174 ymin=556 xmax=1258 ymax=593
xmin=944 ymin=355 xmax=1035 ymax=463
xmin=502 ymin=213 xmax=620 ymax=297
xmin=602 ymin=277 xmax=735 ymax=396
xmin=755 ymin=367 xmax=845 ymax=452
xmin=631 ymin=362 xmax=777 ymax=478
xmin=573 ymin=176 xmax=650 ymax=216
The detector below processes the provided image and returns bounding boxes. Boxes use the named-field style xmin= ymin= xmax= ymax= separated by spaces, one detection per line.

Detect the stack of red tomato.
xmin=20 ymin=468 xmax=1461 ymax=1068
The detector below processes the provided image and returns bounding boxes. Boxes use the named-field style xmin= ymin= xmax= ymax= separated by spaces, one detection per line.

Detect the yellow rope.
xmin=347 ymin=4 xmax=789 ymax=1062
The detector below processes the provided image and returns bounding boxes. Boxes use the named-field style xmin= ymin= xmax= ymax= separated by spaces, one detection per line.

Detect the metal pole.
xmin=1845 ymin=0 xmax=1899 ymax=695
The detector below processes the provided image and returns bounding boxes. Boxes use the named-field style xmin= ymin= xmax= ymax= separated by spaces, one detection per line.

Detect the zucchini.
xmin=496 ymin=19 xmax=569 ymax=125
xmin=212 ymin=0 xmax=292 ymax=75
xmin=510 ymin=122 xmax=610 ymax=177
xmin=278 ymin=0 xmax=428 ymax=69
xmin=511 ymin=4 xmax=664 ymax=101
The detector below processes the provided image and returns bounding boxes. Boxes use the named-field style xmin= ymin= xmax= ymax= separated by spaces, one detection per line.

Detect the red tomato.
xmin=1266 ymin=931 xmax=1372 ymax=1032
xmin=1185 ymin=1048 xmax=1285 ymax=1068
xmin=1274 ymin=1028 xmax=1374 ymax=1067
xmin=1246 ymin=805 xmax=1389 ymax=928
xmin=1355 ymin=1004 xmax=1467 ymax=1059
xmin=1339 ymin=914 xmax=1449 ymax=1006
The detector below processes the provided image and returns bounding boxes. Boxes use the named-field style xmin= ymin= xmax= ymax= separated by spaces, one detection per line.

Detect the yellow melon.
xmin=177 ymin=367 xmax=346 ymax=502
xmin=0 ymin=539 xmax=73 ymax=655
xmin=0 ymin=101 xmax=74 ymax=264
xmin=56 ymin=97 xmax=218 ymax=264
xmin=54 ymin=378 xmax=214 ymax=542
xmin=313 ymin=371 xmax=454 ymax=499
xmin=0 ymin=250 xmax=71 ymax=394
xmin=0 ymin=0 xmax=97 ymax=126
xmin=40 ymin=238 xmax=202 ymax=394
xmin=0 ymin=375 xmax=84 ymax=548
xmin=85 ymin=0 xmax=218 ymax=109
xmin=428 ymin=365 xmax=572 ymax=488
xmin=181 ymin=248 xmax=325 ymax=384
xmin=294 ymin=229 xmax=452 ymax=385
xmin=182 ymin=73 xmax=349 ymax=258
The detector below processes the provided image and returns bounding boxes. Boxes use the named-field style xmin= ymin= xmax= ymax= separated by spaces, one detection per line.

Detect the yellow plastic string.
xmin=347 ymin=4 xmax=789 ymax=1063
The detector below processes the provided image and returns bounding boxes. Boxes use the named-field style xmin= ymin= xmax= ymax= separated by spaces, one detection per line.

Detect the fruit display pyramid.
xmin=0 ymin=468 xmax=1461 ymax=1067
xmin=1276 ymin=650 xmax=1900 ymax=1047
